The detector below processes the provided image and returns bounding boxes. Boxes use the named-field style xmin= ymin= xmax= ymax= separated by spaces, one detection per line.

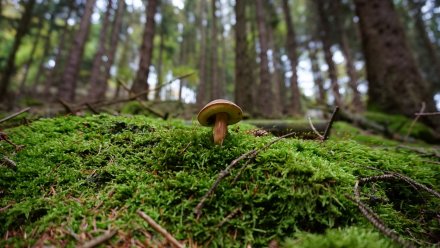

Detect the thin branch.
xmin=57 ymin=99 xmax=76 ymax=114
xmin=322 ymin=106 xmax=339 ymax=141
xmin=137 ymin=210 xmax=185 ymax=248
xmin=1 ymin=156 xmax=17 ymax=171
xmin=414 ymin=112 xmax=440 ymax=116
xmin=194 ymin=131 xmax=297 ymax=219
xmin=0 ymin=107 xmax=31 ymax=124
xmin=79 ymin=229 xmax=118 ymax=248
xmin=406 ymin=102 xmax=425 ymax=142
xmin=85 ymin=103 xmax=99 ymax=114
xmin=215 ymin=207 xmax=242 ymax=228
xmin=149 ymin=72 xmax=194 ymax=92
xmin=308 ymin=116 xmax=324 ymax=140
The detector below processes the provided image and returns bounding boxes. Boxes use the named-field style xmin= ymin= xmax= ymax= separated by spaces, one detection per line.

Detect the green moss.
xmin=0 ymin=114 xmax=438 ymax=247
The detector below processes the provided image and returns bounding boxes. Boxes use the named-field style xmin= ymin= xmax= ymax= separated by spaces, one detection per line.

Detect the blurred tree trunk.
xmin=234 ymin=0 xmax=254 ymax=114
xmin=34 ymin=8 xmax=57 ymax=91
xmin=131 ymin=0 xmax=158 ymax=99
xmin=315 ymin=0 xmax=342 ymax=107
xmin=255 ymin=0 xmax=275 ymax=118
xmin=354 ymin=0 xmax=438 ymax=128
xmin=95 ymin=0 xmax=125 ymax=101
xmin=0 ymin=0 xmax=36 ymax=102
xmin=19 ymin=22 xmax=42 ymax=94
xmin=334 ymin=0 xmax=363 ymax=112
xmin=44 ymin=6 xmax=73 ymax=98
xmin=308 ymin=42 xmax=327 ymax=106
xmin=196 ymin=0 xmax=208 ymax=107
xmin=58 ymin=0 xmax=96 ymax=102
xmin=408 ymin=0 xmax=440 ymax=90
xmin=282 ymin=0 xmax=302 ymax=116
xmin=154 ymin=25 xmax=165 ymax=101
xmin=88 ymin=0 xmax=113 ymax=101
xmin=210 ymin=0 xmax=221 ymax=99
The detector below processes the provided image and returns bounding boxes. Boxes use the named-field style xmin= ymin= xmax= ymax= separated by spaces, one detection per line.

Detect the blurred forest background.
xmin=0 ymin=0 xmax=439 ymax=128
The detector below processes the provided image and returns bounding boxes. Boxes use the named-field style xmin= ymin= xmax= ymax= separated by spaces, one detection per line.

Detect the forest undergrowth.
xmin=0 ymin=113 xmax=439 ymax=247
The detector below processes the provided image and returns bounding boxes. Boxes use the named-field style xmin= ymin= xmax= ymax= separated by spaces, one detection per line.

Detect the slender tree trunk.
xmin=334 ymin=0 xmax=363 ymax=112
xmin=58 ymin=0 xmax=97 ymax=102
xmin=0 ymin=0 xmax=35 ymax=102
xmin=282 ymin=0 xmax=302 ymax=116
xmin=234 ymin=0 xmax=254 ymax=114
xmin=255 ymin=0 xmax=275 ymax=118
xmin=266 ymin=25 xmax=283 ymax=117
xmin=314 ymin=0 xmax=342 ymax=107
xmin=19 ymin=24 xmax=42 ymax=94
xmin=34 ymin=9 xmax=57 ymax=91
xmin=131 ymin=0 xmax=158 ymax=99
xmin=354 ymin=0 xmax=438 ymax=128
xmin=308 ymin=42 xmax=327 ymax=106
xmin=210 ymin=0 xmax=220 ymax=99
xmin=88 ymin=0 xmax=113 ymax=100
xmin=196 ymin=0 xmax=208 ymax=107
xmin=154 ymin=26 xmax=165 ymax=101
xmin=96 ymin=0 xmax=125 ymax=101
xmin=44 ymin=6 xmax=73 ymax=98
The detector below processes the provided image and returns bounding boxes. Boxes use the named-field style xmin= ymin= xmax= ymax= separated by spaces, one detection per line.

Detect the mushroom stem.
xmin=213 ymin=112 xmax=229 ymax=145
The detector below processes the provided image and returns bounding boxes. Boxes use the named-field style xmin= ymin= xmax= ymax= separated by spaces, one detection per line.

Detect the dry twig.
xmin=0 ymin=107 xmax=31 ymax=124
xmin=406 ymin=102 xmax=425 ymax=142
xmin=414 ymin=112 xmax=440 ymax=116
xmin=322 ymin=106 xmax=339 ymax=141
xmin=308 ymin=116 xmax=324 ymax=140
xmin=79 ymin=229 xmax=118 ymax=248
xmin=137 ymin=210 xmax=185 ymax=248
xmin=215 ymin=207 xmax=242 ymax=228
xmin=194 ymin=131 xmax=298 ymax=219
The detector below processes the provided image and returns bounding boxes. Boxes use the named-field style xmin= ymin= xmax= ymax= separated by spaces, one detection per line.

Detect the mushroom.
xmin=197 ymin=99 xmax=243 ymax=145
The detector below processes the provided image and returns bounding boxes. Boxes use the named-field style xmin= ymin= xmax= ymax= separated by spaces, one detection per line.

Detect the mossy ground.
xmin=0 ymin=114 xmax=439 ymax=247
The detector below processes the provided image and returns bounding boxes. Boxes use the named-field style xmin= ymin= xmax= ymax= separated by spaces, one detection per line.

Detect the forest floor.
xmin=0 ymin=106 xmax=439 ymax=247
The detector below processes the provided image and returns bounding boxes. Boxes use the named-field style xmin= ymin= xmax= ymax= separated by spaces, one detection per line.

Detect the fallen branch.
xmin=148 ymin=72 xmax=194 ymax=93
xmin=322 ymin=106 xmax=339 ymax=141
xmin=57 ymin=99 xmax=76 ymax=115
xmin=137 ymin=210 xmax=185 ymax=248
xmin=194 ymin=131 xmax=298 ymax=219
xmin=79 ymin=229 xmax=118 ymax=248
xmin=1 ymin=156 xmax=17 ymax=171
xmin=414 ymin=112 xmax=440 ymax=116
xmin=0 ymin=107 xmax=31 ymax=124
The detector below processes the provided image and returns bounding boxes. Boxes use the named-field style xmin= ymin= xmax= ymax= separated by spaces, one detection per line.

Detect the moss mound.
xmin=0 ymin=114 xmax=439 ymax=247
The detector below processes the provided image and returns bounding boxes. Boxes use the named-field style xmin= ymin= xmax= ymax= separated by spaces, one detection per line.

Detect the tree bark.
xmin=314 ymin=0 xmax=342 ymax=107
xmin=196 ymin=0 xmax=208 ymax=107
xmin=354 ymin=0 xmax=438 ymax=128
xmin=58 ymin=0 xmax=97 ymax=102
xmin=308 ymin=42 xmax=327 ymax=106
xmin=334 ymin=0 xmax=363 ymax=112
xmin=88 ymin=0 xmax=113 ymax=100
xmin=154 ymin=25 xmax=164 ymax=101
xmin=210 ymin=0 xmax=220 ymax=99
xmin=0 ymin=0 xmax=36 ymax=103
xmin=234 ymin=0 xmax=255 ymax=114
xmin=255 ymin=0 xmax=275 ymax=118
xmin=282 ymin=0 xmax=302 ymax=116
xmin=131 ymin=0 xmax=158 ymax=100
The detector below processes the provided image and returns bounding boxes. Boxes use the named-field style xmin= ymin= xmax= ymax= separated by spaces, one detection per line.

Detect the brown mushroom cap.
xmin=197 ymin=99 xmax=243 ymax=126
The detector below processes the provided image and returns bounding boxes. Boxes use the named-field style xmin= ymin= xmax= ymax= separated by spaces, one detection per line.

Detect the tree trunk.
xmin=308 ymin=42 xmax=327 ymax=106
xmin=234 ymin=0 xmax=255 ymax=114
xmin=19 ymin=23 xmax=42 ymax=94
xmin=334 ymin=0 xmax=363 ymax=112
xmin=88 ymin=0 xmax=113 ymax=101
xmin=315 ymin=0 xmax=342 ymax=107
xmin=44 ymin=5 xmax=73 ymax=98
xmin=131 ymin=0 xmax=158 ymax=100
xmin=196 ymin=0 xmax=208 ymax=107
xmin=0 ymin=0 xmax=36 ymax=102
xmin=58 ymin=0 xmax=97 ymax=102
xmin=282 ymin=0 xmax=302 ymax=116
xmin=210 ymin=0 xmax=220 ymax=99
xmin=255 ymin=0 xmax=275 ymax=118
xmin=354 ymin=0 xmax=438 ymax=128
xmin=154 ymin=26 xmax=164 ymax=101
